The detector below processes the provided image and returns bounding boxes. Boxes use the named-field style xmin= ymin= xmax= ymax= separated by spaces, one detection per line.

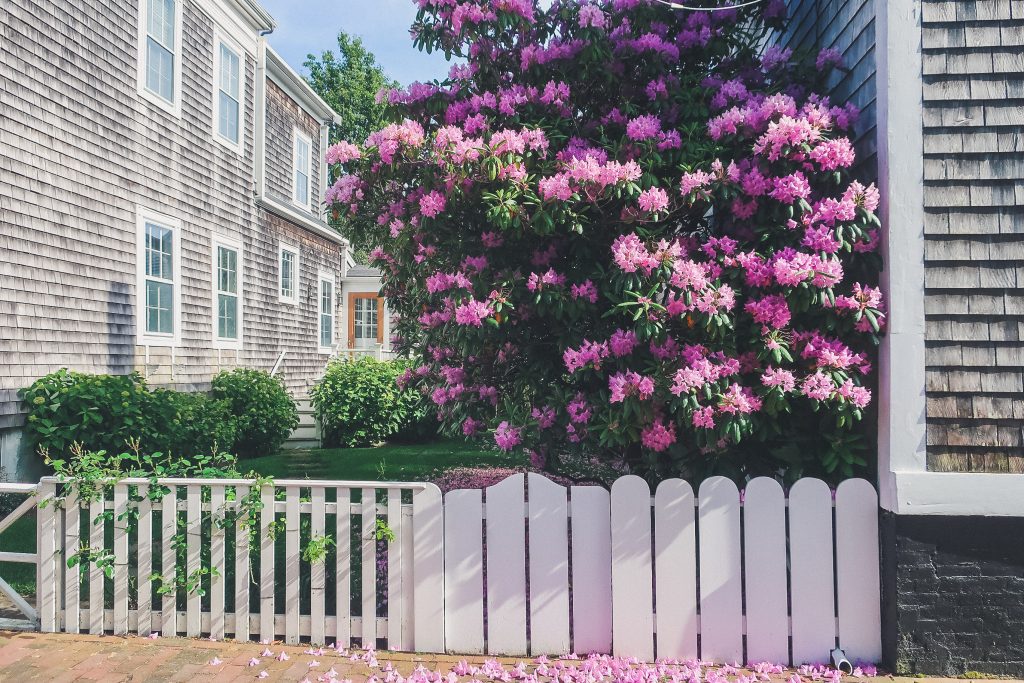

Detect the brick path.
xmin=0 ymin=631 xmax=1019 ymax=683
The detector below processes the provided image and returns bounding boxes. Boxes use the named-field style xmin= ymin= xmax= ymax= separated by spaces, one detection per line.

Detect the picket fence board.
xmin=790 ymin=478 xmax=836 ymax=665
xmin=113 ymin=484 xmax=129 ymax=635
xmin=485 ymin=473 xmax=527 ymax=656
xmin=32 ymin=474 xmax=882 ymax=666
xmin=234 ymin=484 xmax=251 ymax=642
xmin=336 ymin=487 xmax=351 ymax=646
xmin=610 ymin=475 xmax=654 ymax=661
xmin=210 ymin=486 xmax=226 ymax=641
xmin=698 ymin=477 xmax=743 ymax=664
xmin=412 ymin=484 xmax=444 ymax=653
xmin=361 ymin=487 xmax=377 ymax=648
xmin=743 ymin=478 xmax=789 ymax=664
xmin=260 ymin=486 xmax=275 ymax=641
xmin=89 ymin=495 xmax=105 ymax=636
xmin=444 ymin=489 xmax=484 ymax=654
xmin=63 ymin=491 xmax=81 ymax=635
xmin=528 ymin=472 xmax=570 ymax=656
xmin=286 ymin=486 xmax=301 ymax=644
xmin=160 ymin=488 xmax=176 ymax=637
xmin=311 ymin=487 xmax=327 ymax=646
xmin=653 ymin=479 xmax=697 ymax=661
xmin=570 ymin=485 xmax=612 ymax=655
xmin=836 ymin=479 xmax=882 ymax=663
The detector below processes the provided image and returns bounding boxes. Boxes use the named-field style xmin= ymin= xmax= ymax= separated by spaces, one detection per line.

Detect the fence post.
xmin=36 ymin=480 xmax=58 ymax=632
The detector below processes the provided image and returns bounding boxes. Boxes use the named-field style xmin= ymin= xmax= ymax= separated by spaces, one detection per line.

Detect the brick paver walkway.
xmin=0 ymin=631 xmax=1019 ymax=683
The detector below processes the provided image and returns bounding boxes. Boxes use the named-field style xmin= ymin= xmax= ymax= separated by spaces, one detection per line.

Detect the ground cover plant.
xmin=325 ymin=0 xmax=885 ymax=484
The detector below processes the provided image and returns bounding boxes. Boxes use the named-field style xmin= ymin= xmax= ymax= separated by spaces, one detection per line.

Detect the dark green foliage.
xmin=311 ymin=357 xmax=428 ymax=448
xmin=143 ymin=389 xmax=237 ymax=459
xmin=19 ymin=369 xmax=149 ymax=457
xmin=210 ymin=369 xmax=299 ymax=459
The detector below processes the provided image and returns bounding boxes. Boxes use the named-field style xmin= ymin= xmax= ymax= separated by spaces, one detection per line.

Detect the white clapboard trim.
xmin=285 ymin=486 xmax=301 ymax=644
xmin=485 ymin=473 xmax=527 ymax=656
xmin=37 ymin=481 xmax=58 ymax=633
xmin=570 ymin=485 xmax=612 ymax=655
xmin=610 ymin=475 xmax=654 ymax=661
xmin=412 ymin=484 xmax=444 ymax=652
xmin=186 ymin=486 xmax=202 ymax=637
xmin=789 ymin=478 xmax=836 ymax=665
xmin=743 ymin=478 xmax=789 ymax=664
xmin=387 ymin=488 xmax=403 ymax=649
xmin=234 ymin=484 xmax=251 ymax=642
xmin=63 ymin=491 xmax=81 ymax=634
xmin=161 ymin=487 xmax=177 ymax=637
xmin=113 ymin=484 xmax=129 ymax=635
xmin=260 ymin=485 xmax=276 ymax=641
xmin=698 ymin=476 xmax=743 ymax=664
xmin=361 ymin=487 xmax=377 ymax=648
xmin=528 ymin=473 xmax=570 ymax=656
xmin=654 ymin=479 xmax=697 ymax=661
xmin=310 ymin=487 xmax=327 ymax=646
xmin=443 ymin=488 xmax=484 ymax=654
xmin=335 ymin=487 xmax=352 ymax=646
xmin=836 ymin=479 xmax=882 ymax=663
xmin=400 ymin=505 xmax=415 ymax=651
xmin=89 ymin=495 xmax=105 ymax=635
xmin=210 ymin=486 xmax=226 ymax=641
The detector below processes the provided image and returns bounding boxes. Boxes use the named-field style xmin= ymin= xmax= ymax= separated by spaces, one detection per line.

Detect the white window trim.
xmin=292 ymin=128 xmax=313 ymax=211
xmin=135 ymin=206 xmax=182 ymax=347
xmin=212 ymin=27 xmax=246 ymax=155
xmin=278 ymin=242 xmax=300 ymax=305
xmin=136 ymin=0 xmax=183 ymax=118
xmin=318 ymin=270 xmax=336 ymax=354
xmin=211 ymin=233 xmax=244 ymax=350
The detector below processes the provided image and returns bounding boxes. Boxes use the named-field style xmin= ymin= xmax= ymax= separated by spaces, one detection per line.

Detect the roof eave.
xmin=223 ymin=0 xmax=276 ymax=32
xmin=266 ymin=46 xmax=342 ymax=124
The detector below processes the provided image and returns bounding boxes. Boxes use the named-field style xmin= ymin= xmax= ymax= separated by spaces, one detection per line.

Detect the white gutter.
xmin=257 ymin=195 xmax=346 ymax=245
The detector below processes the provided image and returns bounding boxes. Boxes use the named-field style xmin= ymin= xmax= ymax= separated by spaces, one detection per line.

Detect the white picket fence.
xmin=28 ymin=473 xmax=881 ymax=665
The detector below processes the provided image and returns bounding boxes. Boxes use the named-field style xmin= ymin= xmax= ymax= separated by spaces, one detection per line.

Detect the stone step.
xmin=280 ymin=439 xmax=320 ymax=450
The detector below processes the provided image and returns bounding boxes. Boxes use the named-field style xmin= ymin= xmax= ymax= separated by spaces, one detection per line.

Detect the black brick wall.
xmin=882 ymin=513 xmax=1024 ymax=676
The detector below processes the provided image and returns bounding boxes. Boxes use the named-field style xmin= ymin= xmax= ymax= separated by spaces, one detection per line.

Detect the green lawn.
xmin=245 ymin=439 xmax=527 ymax=481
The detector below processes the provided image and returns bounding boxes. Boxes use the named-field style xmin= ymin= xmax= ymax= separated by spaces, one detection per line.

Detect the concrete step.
xmin=290 ymin=424 xmax=319 ymax=439
xmin=280 ymin=438 xmax=320 ymax=450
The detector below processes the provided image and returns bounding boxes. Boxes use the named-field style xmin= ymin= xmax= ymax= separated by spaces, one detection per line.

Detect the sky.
xmin=257 ymin=0 xmax=455 ymax=86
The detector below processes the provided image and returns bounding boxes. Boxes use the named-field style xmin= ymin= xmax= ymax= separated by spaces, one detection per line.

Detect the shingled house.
xmin=0 ymin=0 xmax=396 ymax=476
xmin=776 ymin=0 xmax=1024 ymax=675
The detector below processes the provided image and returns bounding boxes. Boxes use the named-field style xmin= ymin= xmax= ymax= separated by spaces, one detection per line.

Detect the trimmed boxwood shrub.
xmin=210 ymin=368 xmax=298 ymax=458
xmin=312 ymin=357 xmax=429 ymax=448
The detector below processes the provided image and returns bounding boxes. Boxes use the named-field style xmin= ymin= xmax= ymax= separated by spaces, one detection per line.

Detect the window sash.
xmin=319 ymin=279 xmax=333 ymax=348
xmin=217 ymin=43 xmax=241 ymax=143
xmin=143 ymin=222 xmax=174 ymax=336
xmin=294 ymin=136 xmax=310 ymax=205
xmin=215 ymin=245 xmax=239 ymax=340
xmin=145 ymin=0 xmax=176 ymax=102
xmin=353 ymin=297 xmax=379 ymax=341
xmin=280 ymin=250 xmax=296 ymax=299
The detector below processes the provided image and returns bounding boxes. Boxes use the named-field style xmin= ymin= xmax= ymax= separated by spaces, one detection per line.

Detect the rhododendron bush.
xmin=324 ymin=0 xmax=885 ymax=482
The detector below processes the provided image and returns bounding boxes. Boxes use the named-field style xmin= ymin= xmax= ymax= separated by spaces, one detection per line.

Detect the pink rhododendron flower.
xmin=419 ymin=190 xmax=447 ymax=218
xmin=637 ymin=186 xmax=669 ymax=213
xmin=641 ymin=419 xmax=676 ymax=452
xmin=494 ymin=421 xmax=522 ymax=450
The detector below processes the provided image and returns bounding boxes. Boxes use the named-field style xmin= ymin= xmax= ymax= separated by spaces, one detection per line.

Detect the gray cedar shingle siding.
xmin=0 ymin=0 xmax=344 ymax=430
xmin=921 ymin=0 xmax=1024 ymax=472
xmin=775 ymin=0 xmax=878 ymax=174
xmin=264 ymin=77 xmax=324 ymax=214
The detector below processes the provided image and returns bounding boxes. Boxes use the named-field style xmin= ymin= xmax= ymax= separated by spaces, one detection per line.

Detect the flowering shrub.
xmin=324 ymin=0 xmax=885 ymax=482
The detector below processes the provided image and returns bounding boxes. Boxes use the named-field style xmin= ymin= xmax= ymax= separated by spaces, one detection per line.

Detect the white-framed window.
xmin=318 ymin=271 xmax=335 ymax=353
xmin=278 ymin=243 xmax=300 ymax=305
xmin=137 ymin=0 xmax=183 ymax=117
xmin=135 ymin=207 xmax=182 ymax=346
xmin=292 ymin=129 xmax=312 ymax=209
xmin=211 ymin=234 xmax=243 ymax=348
xmin=213 ymin=30 xmax=244 ymax=153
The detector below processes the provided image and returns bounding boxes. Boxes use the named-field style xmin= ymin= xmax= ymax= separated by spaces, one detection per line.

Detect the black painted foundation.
xmin=881 ymin=513 xmax=1024 ymax=676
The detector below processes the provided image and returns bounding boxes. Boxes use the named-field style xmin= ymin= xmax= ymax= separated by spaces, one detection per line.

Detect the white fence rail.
xmin=29 ymin=473 xmax=881 ymax=665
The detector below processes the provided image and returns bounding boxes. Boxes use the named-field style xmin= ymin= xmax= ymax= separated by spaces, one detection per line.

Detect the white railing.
xmin=31 ymin=473 xmax=881 ymax=664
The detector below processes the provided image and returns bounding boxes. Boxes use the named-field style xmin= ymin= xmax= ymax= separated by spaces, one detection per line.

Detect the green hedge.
xmin=311 ymin=357 xmax=435 ymax=448
xmin=20 ymin=368 xmax=297 ymax=460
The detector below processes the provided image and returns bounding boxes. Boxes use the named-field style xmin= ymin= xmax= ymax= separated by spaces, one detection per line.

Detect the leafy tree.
xmin=305 ymin=31 xmax=396 ymax=147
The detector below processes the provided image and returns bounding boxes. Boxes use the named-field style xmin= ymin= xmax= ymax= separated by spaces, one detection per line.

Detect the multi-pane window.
xmin=293 ymin=131 xmax=311 ymax=208
xmin=144 ymin=0 xmax=177 ymax=103
xmin=319 ymin=275 xmax=334 ymax=351
xmin=144 ymin=223 xmax=175 ymax=336
xmin=214 ymin=242 xmax=240 ymax=343
xmin=352 ymin=296 xmax=380 ymax=348
xmin=216 ymin=41 xmax=242 ymax=145
xmin=279 ymin=246 xmax=298 ymax=303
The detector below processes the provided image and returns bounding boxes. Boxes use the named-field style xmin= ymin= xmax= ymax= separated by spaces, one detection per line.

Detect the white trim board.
xmin=891 ymin=473 xmax=1024 ymax=517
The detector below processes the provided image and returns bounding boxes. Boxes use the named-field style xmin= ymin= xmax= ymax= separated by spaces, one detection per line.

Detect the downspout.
xmin=254 ymin=28 xmax=273 ymax=203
